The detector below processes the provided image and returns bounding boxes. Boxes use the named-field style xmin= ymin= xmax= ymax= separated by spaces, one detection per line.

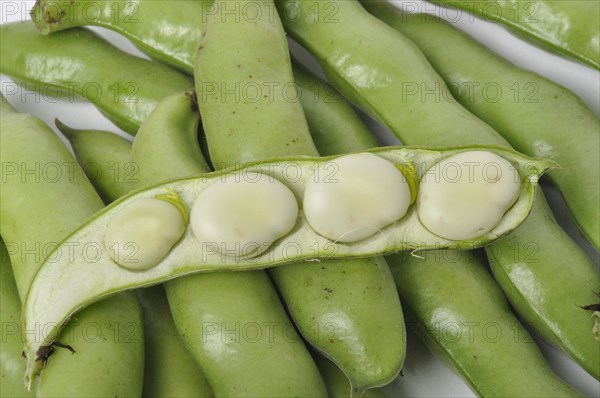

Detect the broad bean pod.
xmin=137 ymin=286 xmax=214 ymax=397
xmin=58 ymin=121 xmax=137 ymax=201
xmin=59 ymin=123 xmax=215 ymax=397
xmin=0 ymin=22 xmax=192 ymax=134
xmin=279 ymin=0 xmax=600 ymax=380
xmin=0 ymin=96 xmax=144 ymax=394
xmin=21 ymin=144 xmax=550 ymax=381
xmin=430 ymin=0 xmax=600 ymax=70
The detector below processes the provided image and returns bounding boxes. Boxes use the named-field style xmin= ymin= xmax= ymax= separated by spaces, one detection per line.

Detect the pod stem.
xmin=395 ymin=162 xmax=419 ymax=204
xmin=154 ymin=189 xmax=189 ymax=224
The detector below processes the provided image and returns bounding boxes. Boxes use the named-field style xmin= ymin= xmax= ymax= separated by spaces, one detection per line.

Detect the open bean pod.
xmin=23 ymin=145 xmax=554 ymax=382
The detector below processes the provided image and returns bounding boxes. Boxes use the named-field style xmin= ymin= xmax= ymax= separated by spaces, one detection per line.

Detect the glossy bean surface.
xmin=431 ymin=0 xmax=600 ymax=69
xmin=0 ymin=22 xmax=192 ymax=134
xmin=32 ymin=0 xmax=213 ymax=72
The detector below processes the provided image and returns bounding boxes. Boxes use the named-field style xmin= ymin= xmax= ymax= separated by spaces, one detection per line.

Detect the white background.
xmin=1 ymin=0 xmax=599 ymax=396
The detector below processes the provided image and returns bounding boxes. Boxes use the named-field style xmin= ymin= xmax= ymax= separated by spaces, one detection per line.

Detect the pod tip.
xmin=54 ymin=118 xmax=79 ymax=141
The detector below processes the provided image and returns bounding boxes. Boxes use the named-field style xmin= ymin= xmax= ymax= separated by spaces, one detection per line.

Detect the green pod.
xmin=130 ymin=91 xmax=327 ymax=397
xmin=487 ymin=192 xmax=600 ymax=380
xmin=196 ymin=0 xmax=406 ymax=392
xmin=130 ymin=92 xmax=208 ymax=181
xmin=362 ymin=2 xmax=600 ymax=251
xmin=0 ymin=239 xmax=35 ymax=398
xmin=0 ymin=97 xmax=144 ymax=395
xmin=22 ymin=142 xmax=548 ymax=385
xmin=269 ymin=256 xmax=405 ymax=394
xmin=279 ymin=0 xmax=600 ymax=380
xmin=430 ymin=0 xmax=600 ymax=70
xmin=137 ymin=286 xmax=214 ymax=397
xmin=31 ymin=0 xmax=213 ymax=72
xmin=57 ymin=121 xmax=137 ymax=202
xmin=0 ymin=21 xmax=192 ymax=134
xmin=304 ymin=69 xmax=583 ymax=397
xmin=387 ymin=251 xmax=583 ymax=398
xmin=196 ymin=1 xmax=317 ymax=163
xmin=167 ymin=271 xmax=328 ymax=397
xmin=61 ymin=125 xmax=214 ymax=397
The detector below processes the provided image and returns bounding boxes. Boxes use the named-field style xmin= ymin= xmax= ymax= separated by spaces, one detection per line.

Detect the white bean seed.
xmin=417 ymin=151 xmax=521 ymax=240
xmin=105 ymin=197 xmax=186 ymax=270
xmin=303 ymin=153 xmax=411 ymax=242
xmin=190 ymin=172 xmax=299 ymax=257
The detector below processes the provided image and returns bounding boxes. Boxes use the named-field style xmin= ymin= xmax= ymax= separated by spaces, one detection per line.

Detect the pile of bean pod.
xmin=0 ymin=0 xmax=598 ymax=397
